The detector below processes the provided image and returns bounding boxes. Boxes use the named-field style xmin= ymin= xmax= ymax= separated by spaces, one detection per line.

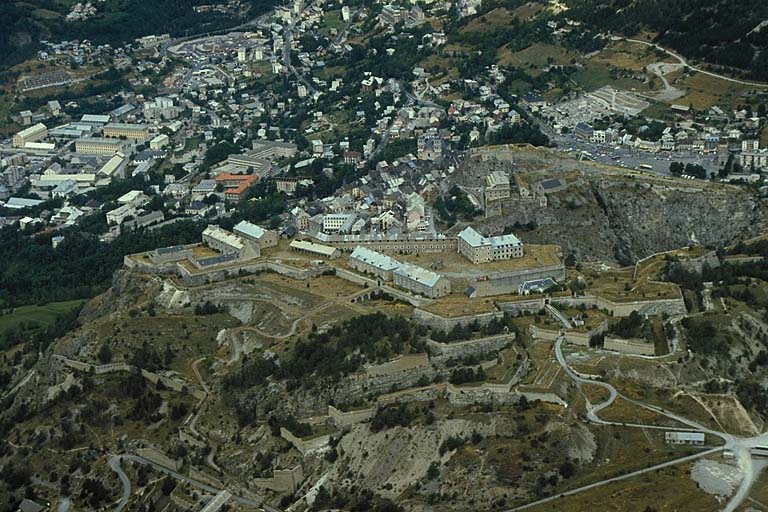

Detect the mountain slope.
xmin=565 ymin=0 xmax=768 ymax=79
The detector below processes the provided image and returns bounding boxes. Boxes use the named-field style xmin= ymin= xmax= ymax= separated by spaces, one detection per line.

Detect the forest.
xmin=433 ymin=186 xmax=482 ymax=225
xmin=0 ymin=0 xmax=281 ymax=71
xmin=0 ymin=219 xmax=206 ymax=309
xmin=223 ymin=314 xmax=428 ymax=418
xmin=566 ymin=0 xmax=768 ymax=80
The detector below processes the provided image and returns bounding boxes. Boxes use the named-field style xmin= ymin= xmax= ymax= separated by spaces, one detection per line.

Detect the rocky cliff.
xmin=457 ymin=153 xmax=767 ymax=265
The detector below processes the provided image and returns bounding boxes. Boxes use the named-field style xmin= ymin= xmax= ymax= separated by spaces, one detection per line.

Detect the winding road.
xmin=615 ymin=37 xmax=768 ymax=89
xmin=506 ymin=335 xmax=768 ymax=511
xmin=109 ymin=456 xmax=131 ymax=512
xmin=108 ymin=454 xmax=272 ymax=510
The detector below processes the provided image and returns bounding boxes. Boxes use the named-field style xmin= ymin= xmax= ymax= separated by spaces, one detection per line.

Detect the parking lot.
xmin=22 ymin=70 xmax=72 ymax=91
xmin=554 ymin=133 xmax=722 ymax=177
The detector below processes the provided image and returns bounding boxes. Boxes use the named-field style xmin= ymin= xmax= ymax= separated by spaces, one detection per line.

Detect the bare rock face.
xmin=79 ymin=270 xmax=158 ymax=323
xmin=458 ymin=156 xmax=767 ymax=265
xmin=545 ymin=421 xmax=597 ymax=463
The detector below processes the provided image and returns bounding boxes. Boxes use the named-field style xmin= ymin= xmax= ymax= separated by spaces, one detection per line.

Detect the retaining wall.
xmin=328 ymin=404 xmax=376 ymax=427
xmin=280 ymin=427 xmax=332 ymax=455
xmin=603 ymin=336 xmax=656 ymax=356
xmin=253 ymin=465 xmax=304 ymax=493
xmin=412 ymin=308 xmax=505 ymax=331
xmin=428 ymin=333 xmax=514 ymax=361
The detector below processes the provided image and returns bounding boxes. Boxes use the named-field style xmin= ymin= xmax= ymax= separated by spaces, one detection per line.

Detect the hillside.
xmin=0 ymin=0 xmax=276 ymax=72
xmin=565 ymin=0 xmax=768 ymax=80
xmin=454 ymin=148 xmax=768 ymax=265
xmin=2 ymin=241 xmax=768 ymax=511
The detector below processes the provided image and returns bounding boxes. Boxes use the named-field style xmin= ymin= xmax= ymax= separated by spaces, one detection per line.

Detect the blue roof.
xmin=458 ymin=226 xmax=486 ymax=247
xmin=540 ymin=178 xmax=563 ymax=191
xmin=393 ymin=262 xmax=442 ymax=287
xmin=4 ymin=197 xmax=45 ymax=209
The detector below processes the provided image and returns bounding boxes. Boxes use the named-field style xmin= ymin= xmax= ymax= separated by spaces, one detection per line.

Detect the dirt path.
xmin=645 ymin=62 xmax=686 ymax=102
xmin=618 ymin=37 xmax=768 ymax=89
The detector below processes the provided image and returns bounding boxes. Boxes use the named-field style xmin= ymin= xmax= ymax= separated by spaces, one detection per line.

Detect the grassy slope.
xmin=0 ymin=299 xmax=85 ymax=334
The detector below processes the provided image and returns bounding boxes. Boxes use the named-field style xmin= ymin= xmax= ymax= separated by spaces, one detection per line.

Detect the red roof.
xmin=215 ymin=173 xmax=258 ymax=185
xmin=225 ymin=180 xmax=254 ymax=198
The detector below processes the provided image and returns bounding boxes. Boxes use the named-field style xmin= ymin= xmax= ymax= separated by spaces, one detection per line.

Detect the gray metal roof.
xmin=350 ymin=245 xmax=400 ymax=271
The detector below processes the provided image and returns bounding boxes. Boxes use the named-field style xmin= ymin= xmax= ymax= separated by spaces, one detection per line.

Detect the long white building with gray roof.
xmin=233 ymin=220 xmax=278 ymax=249
xmin=349 ymin=245 xmax=401 ymax=281
xmin=348 ymin=245 xmax=450 ymax=298
xmin=393 ymin=262 xmax=451 ymax=298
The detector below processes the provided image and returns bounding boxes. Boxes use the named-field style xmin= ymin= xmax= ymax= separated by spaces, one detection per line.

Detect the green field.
xmin=319 ymin=9 xmax=345 ymax=36
xmin=571 ymin=63 xmax=651 ymax=93
xmin=0 ymin=299 xmax=86 ymax=339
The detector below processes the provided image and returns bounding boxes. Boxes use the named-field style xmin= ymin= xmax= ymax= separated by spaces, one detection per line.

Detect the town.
xmin=1 ymin=0 xmax=768 ymax=512
xmin=3 ymin=0 xmax=768 ymax=237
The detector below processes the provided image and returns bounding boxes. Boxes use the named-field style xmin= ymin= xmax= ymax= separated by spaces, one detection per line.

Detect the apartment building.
xmin=103 ymin=123 xmax=149 ymax=141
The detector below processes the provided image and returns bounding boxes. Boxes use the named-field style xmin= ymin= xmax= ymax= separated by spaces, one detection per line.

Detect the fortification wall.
xmin=317 ymin=237 xmax=458 ymax=255
xmin=253 ymin=465 xmax=304 ymax=493
xmin=328 ymin=404 xmax=376 ymax=427
xmin=412 ymin=308 xmax=505 ymax=331
xmin=335 ymin=267 xmax=377 ymax=287
xmin=497 ymin=298 xmax=547 ymax=314
xmin=189 ymin=468 xmax=224 ymax=488
xmin=603 ymin=336 xmax=656 ymax=356
xmin=137 ymin=447 xmax=182 ymax=471
xmin=280 ymin=427 xmax=332 ymax=455
xmin=529 ymin=324 xmax=655 ymax=355
xmin=445 ymin=382 xmax=518 ymax=407
xmin=528 ymin=325 xmax=561 ymax=342
xmin=335 ymin=268 xmax=431 ymax=306
xmin=55 ymin=355 xmax=206 ymax=400
xmin=501 ymin=294 xmax=686 ymax=318
xmin=470 ymin=264 xmax=566 ymax=297
xmin=179 ymin=431 xmax=205 ymax=448
xmin=428 ymin=333 xmax=514 ymax=361
xmin=376 ymin=385 xmax=442 ymax=406
xmin=518 ymin=391 xmax=568 ymax=407
xmin=177 ymin=258 xmax=335 ymax=286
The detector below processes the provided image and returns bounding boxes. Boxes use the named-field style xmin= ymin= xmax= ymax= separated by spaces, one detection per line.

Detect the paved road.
xmin=284 ymin=0 xmax=321 ymax=97
xmin=545 ymin=304 xmax=573 ymax=329
xmin=108 ymin=456 xmax=131 ymax=512
xmin=507 ymin=335 xmax=768 ymax=511
xmin=507 ymin=446 xmax=722 ymax=511
xmin=373 ymin=81 xmax=436 ymax=156
xmin=108 ymin=454 xmax=271 ymax=510
xmin=187 ymin=356 xmax=224 ymax=474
